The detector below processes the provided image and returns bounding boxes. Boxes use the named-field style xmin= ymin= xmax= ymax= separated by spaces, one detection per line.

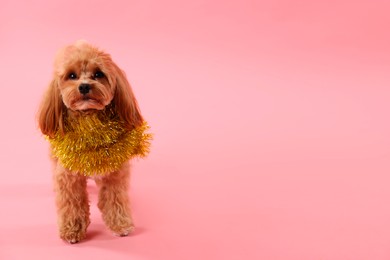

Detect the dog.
xmin=38 ymin=40 xmax=149 ymax=244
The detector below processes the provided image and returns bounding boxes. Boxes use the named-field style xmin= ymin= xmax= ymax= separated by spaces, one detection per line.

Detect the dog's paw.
xmin=60 ymin=230 xmax=86 ymax=244
xmin=59 ymin=219 xmax=89 ymax=244
xmin=113 ymin=225 xmax=135 ymax=237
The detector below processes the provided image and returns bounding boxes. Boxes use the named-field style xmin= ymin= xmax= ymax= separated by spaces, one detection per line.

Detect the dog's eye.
xmin=68 ymin=72 xmax=77 ymax=80
xmin=94 ymin=71 xmax=105 ymax=79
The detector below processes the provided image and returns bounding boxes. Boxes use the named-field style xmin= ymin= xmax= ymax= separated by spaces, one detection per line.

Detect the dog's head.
xmin=38 ymin=40 xmax=143 ymax=137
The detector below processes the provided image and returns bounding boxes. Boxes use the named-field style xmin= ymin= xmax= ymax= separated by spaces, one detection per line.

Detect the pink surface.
xmin=0 ymin=0 xmax=389 ymax=259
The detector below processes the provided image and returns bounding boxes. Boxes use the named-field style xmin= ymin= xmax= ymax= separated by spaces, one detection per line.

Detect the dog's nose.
xmin=78 ymin=84 xmax=90 ymax=95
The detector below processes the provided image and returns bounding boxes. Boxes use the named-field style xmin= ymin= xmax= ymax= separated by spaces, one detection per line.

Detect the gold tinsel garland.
xmin=46 ymin=107 xmax=152 ymax=176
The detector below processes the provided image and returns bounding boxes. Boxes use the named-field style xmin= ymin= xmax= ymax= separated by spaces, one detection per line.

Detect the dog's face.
xmin=55 ymin=41 xmax=116 ymax=111
xmin=39 ymin=40 xmax=144 ymax=137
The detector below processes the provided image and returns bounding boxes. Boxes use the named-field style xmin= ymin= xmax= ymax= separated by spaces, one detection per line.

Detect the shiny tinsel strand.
xmin=47 ymin=108 xmax=152 ymax=176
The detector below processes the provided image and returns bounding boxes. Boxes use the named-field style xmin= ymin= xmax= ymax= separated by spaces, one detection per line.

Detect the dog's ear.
xmin=112 ymin=63 xmax=144 ymax=130
xmin=38 ymin=78 xmax=65 ymax=137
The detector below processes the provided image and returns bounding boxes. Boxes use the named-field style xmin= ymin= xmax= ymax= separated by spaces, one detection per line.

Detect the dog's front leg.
xmin=96 ymin=163 xmax=134 ymax=236
xmin=54 ymin=164 xmax=90 ymax=244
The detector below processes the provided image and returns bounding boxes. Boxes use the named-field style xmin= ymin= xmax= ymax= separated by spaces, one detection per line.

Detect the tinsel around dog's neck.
xmin=47 ymin=105 xmax=152 ymax=176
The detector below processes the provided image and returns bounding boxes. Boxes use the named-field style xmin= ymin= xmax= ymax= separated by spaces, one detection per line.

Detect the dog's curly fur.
xmin=38 ymin=41 xmax=144 ymax=243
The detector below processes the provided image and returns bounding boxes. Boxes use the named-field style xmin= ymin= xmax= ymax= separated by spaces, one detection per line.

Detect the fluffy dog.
xmin=38 ymin=41 xmax=146 ymax=243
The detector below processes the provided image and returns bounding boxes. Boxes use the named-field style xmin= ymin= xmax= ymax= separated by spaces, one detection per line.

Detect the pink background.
xmin=0 ymin=0 xmax=389 ymax=259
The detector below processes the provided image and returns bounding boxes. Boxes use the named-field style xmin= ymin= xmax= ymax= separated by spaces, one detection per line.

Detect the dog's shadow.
xmin=83 ymin=225 xmax=146 ymax=242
